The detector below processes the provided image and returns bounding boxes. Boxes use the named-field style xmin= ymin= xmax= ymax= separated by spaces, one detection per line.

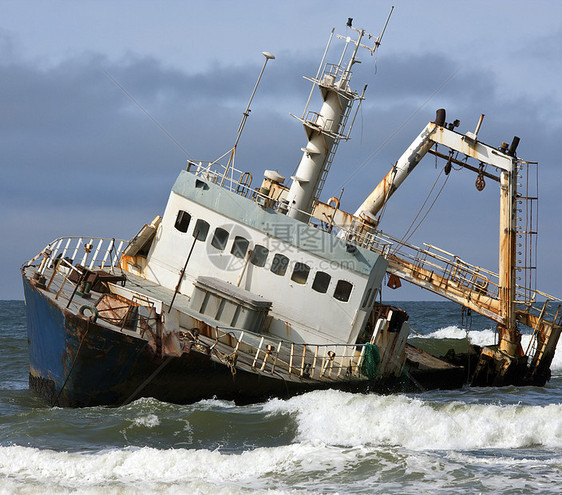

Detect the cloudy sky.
xmin=2 ymin=0 xmax=561 ymax=302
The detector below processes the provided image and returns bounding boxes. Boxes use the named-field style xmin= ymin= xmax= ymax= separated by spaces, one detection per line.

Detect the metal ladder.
xmin=514 ymin=160 xmax=539 ymax=305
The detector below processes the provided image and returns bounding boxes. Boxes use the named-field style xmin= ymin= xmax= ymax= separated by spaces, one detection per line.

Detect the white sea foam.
xmin=0 ymin=443 xmax=348 ymax=494
xmin=131 ymin=414 xmax=160 ymax=428
xmin=2 ymin=391 xmax=562 ymax=494
xmin=1 ymin=442 xmax=559 ymax=495
xmin=195 ymin=398 xmax=238 ymax=409
xmin=419 ymin=325 xmax=496 ymax=345
xmin=264 ymin=389 xmax=562 ymax=450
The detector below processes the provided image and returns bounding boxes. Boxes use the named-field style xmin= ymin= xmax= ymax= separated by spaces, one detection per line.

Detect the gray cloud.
xmin=1 ymin=29 xmax=561 ymax=301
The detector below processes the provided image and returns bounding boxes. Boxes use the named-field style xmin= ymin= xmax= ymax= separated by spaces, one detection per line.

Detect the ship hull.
xmin=23 ymin=274 xmax=375 ymax=407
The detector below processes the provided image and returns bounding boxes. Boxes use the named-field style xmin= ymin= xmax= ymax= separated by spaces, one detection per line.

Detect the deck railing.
xmin=24 ymin=237 xmax=127 ymax=308
xmin=25 ymin=237 xmax=127 ymax=275
xmin=186 ymin=160 xmax=256 ymax=197
xmin=209 ymin=326 xmax=372 ymax=381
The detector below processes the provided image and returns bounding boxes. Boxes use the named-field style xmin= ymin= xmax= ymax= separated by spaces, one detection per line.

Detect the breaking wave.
xmin=264 ymin=389 xmax=562 ymax=450
xmin=2 ymin=388 xmax=562 ymax=494
xmin=0 ymin=442 xmax=359 ymax=495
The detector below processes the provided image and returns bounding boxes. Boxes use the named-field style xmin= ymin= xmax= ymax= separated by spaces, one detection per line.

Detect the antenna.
xmin=221 ymin=51 xmax=275 ymax=185
xmin=341 ymin=5 xmax=394 ymax=57
xmin=375 ymin=6 xmax=394 ymax=50
xmin=235 ymin=51 xmax=275 ymax=148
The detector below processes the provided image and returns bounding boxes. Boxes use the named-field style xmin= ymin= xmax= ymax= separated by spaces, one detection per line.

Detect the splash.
xmin=0 ymin=443 xmax=352 ymax=494
xmin=264 ymin=389 xmax=562 ymax=450
xmin=131 ymin=414 xmax=160 ymax=428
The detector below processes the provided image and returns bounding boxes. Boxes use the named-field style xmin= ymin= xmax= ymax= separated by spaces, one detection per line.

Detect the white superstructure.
xmin=285 ymin=21 xmax=388 ymax=222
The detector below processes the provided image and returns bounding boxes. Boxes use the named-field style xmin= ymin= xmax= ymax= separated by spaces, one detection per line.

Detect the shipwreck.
xmin=21 ymin=15 xmax=561 ymax=407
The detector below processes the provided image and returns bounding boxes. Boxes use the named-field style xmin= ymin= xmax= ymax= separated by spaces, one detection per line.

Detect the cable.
xmin=398 ymin=166 xmax=445 ymax=241
xmin=390 ymin=165 xmax=450 ymax=255
xmin=103 ymin=69 xmax=193 ymax=159
xmin=400 ymin=172 xmax=450 ymax=248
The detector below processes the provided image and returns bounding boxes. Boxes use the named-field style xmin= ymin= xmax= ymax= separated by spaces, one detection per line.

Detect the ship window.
xmin=231 ymin=236 xmax=249 ymax=259
xmin=211 ymin=227 xmax=229 ymax=250
xmin=312 ymin=271 xmax=331 ymax=293
xmin=291 ymin=262 xmax=310 ymax=285
xmin=250 ymin=245 xmax=269 ymax=267
xmin=174 ymin=210 xmax=191 ymax=233
xmin=334 ymin=280 xmax=353 ymax=302
xmin=270 ymin=254 xmax=289 ymax=276
xmin=193 ymin=219 xmax=210 ymax=241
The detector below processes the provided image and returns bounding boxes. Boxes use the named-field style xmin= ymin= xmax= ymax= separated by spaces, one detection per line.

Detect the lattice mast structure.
xmin=285 ymin=14 xmax=392 ymax=222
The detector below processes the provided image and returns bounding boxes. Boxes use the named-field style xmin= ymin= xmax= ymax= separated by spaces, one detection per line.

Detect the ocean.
xmin=1 ymin=299 xmax=561 ymax=494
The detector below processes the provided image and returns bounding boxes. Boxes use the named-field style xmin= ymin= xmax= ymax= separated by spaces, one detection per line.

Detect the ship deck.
xmin=22 ymin=263 xmax=381 ymax=390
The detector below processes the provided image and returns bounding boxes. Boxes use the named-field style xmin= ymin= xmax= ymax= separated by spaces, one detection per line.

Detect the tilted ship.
xmin=21 ymin=16 xmax=561 ymax=407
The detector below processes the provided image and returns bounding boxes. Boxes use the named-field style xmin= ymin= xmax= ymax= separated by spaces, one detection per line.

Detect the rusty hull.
xmin=23 ymin=270 xmax=381 ymax=407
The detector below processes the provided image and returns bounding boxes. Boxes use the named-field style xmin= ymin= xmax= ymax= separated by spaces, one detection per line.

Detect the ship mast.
xmin=498 ymin=154 xmax=519 ymax=355
xmin=284 ymin=13 xmax=392 ymax=222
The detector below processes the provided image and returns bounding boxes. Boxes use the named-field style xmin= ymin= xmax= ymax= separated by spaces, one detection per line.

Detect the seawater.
xmin=1 ymin=300 xmax=561 ymax=494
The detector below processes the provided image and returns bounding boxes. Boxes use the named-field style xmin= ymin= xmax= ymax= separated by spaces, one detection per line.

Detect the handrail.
xmin=24 ymin=236 xmax=127 ymax=274
xmin=187 ymin=160 xmax=253 ymax=195
xmin=210 ymin=326 xmax=370 ymax=381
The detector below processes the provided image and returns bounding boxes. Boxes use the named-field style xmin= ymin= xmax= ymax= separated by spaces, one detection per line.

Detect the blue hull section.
xmin=23 ymin=276 xmax=151 ymax=406
xmin=22 ymin=274 xmax=334 ymax=407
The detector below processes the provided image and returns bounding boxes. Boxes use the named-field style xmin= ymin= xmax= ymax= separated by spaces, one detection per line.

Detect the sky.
xmin=1 ymin=0 xmax=561 ymax=302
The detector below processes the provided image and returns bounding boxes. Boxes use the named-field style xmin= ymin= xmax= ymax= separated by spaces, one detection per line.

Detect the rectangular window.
xmin=250 ymin=245 xmax=269 ymax=267
xmin=312 ymin=271 xmax=331 ymax=293
xmin=334 ymin=280 xmax=353 ymax=302
xmin=193 ymin=219 xmax=210 ymax=241
xmin=291 ymin=262 xmax=310 ymax=285
xmin=270 ymin=254 xmax=289 ymax=276
xmin=231 ymin=236 xmax=249 ymax=259
xmin=174 ymin=210 xmax=191 ymax=233
xmin=211 ymin=227 xmax=229 ymax=250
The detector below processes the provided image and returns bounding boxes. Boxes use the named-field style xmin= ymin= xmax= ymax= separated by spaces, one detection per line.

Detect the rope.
xmin=212 ymin=348 xmax=238 ymax=376
xmin=461 ymin=306 xmax=473 ymax=381
xmin=178 ymin=329 xmax=237 ymax=376
xmin=372 ymin=163 xmax=399 ymax=226
xmin=103 ymin=70 xmax=192 ymax=159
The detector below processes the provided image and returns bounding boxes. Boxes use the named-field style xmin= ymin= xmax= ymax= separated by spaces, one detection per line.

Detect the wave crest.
xmin=264 ymin=389 xmax=562 ymax=450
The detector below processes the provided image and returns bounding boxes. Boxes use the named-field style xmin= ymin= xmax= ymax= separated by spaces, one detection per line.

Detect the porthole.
xmin=270 ymin=254 xmax=289 ymax=276
xmin=334 ymin=280 xmax=353 ymax=302
xmin=193 ymin=219 xmax=210 ymax=241
xmin=250 ymin=245 xmax=269 ymax=267
xmin=231 ymin=236 xmax=249 ymax=259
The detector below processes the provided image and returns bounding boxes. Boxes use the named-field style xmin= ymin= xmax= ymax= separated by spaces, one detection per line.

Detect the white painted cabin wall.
xmin=143 ymin=191 xmax=377 ymax=345
xmin=241 ymin=253 xmax=366 ymax=345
